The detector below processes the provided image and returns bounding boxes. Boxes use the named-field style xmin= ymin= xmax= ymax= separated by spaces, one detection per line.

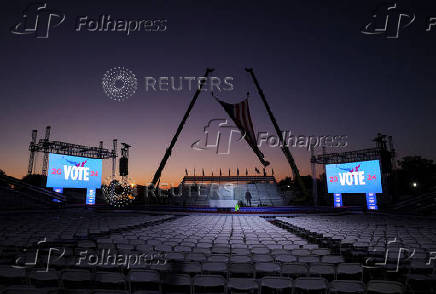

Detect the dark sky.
xmin=1 ymin=0 xmax=435 ymax=185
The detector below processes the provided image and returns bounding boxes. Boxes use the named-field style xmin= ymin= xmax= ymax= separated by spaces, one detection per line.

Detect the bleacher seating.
xmin=178 ymin=182 xmax=286 ymax=207
xmin=0 ymin=174 xmax=65 ymax=210
xmin=391 ymin=189 xmax=436 ymax=215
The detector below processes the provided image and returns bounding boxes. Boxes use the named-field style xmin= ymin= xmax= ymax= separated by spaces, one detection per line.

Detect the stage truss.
xmin=28 ymin=126 xmax=118 ymax=176
xmin=310 ymin=133 xmax=396 ymax=206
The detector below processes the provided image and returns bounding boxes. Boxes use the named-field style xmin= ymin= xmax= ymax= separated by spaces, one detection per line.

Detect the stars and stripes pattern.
xmin=216 ymin=98 xmax=270 ymax=166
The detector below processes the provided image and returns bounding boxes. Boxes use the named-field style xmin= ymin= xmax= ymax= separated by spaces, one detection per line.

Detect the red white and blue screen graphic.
xmin=46 ymin=154 xmax=102 ymax=188
xmin=326 ymin=160 xmax=382 ymax=194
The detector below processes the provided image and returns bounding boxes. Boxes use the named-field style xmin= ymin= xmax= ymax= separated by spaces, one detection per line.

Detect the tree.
xmin=397 ymin=156 xmax=436 ymax=193
xmin=22 ymin=174 xmax=47 ymax=187
xmin=278 ymin=177 xmax=293 ymax=191
xmin=0 ymin=169 xmax=6 ymax=187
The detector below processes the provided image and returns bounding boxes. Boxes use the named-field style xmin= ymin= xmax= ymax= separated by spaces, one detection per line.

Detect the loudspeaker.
xmin=119 ymin=157 xmax=128 ymax=176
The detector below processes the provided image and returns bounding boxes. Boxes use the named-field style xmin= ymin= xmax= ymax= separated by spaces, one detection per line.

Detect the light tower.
xmin=41 ymin=126 xmax=51 ymax=175
xmin=27 ymin=129 xmax=38 ymax=175
xmin=120 ymin=143 xmax=131 ymax=183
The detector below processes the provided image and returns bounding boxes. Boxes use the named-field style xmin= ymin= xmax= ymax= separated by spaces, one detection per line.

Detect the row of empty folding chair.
xmin=0 ymin=273 xmax=409 ymax=294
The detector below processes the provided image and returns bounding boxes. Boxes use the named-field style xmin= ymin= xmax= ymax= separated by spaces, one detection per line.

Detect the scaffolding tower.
xmin=27 ymin=126 xmax=118 ymax=176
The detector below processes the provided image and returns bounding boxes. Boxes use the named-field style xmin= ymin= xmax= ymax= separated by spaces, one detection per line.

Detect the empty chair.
xmin=229 ymin=263 xmax=254 ymax=278
xmin=227 ymin=278 xmax=259 ymax=293
xmin=185 ymin=253 xmax=207 ymax=262
xmin=292 ymin=249 xmax=311 ymax=257
xmin=166 ymin=252 xmax=185 ymax=262
xmin=61 ymin=269 xmax=93 ymax=289
xmin=284 ymin=244 xmax=300 ymax=251
xmin=321 ymin=255 xmax=344 ymax=265
xmin=329 ymin=280 xmax=365 ymax=294
xmin=78 ymin=240 xmax=96 ymax=249
xmin=95 ymin=272 xmax=126 ymax=290
xmin=298 ymin=256 xmax=320 ymax=264
xmin=309 ymin=264 xmax=336 ymax=281
xmin=201 ymin=262 xmax=227 ymax=277
xmin=230 ymin=255 xmax=251 ymax=263
xmin=232 ymin=248 xmax=251 ymax=255
xmin=251 ymin=248 xmax=270 ymax=255
xmin=255 ymin=262 xmax=281 ymax=278
xmin=274 ymin=253 xmax=296 ymax=263
xmin=136 ymin=244 xmax=154 ymax=252
xmin=171 ymin=262 xmax=201 ymax=276
xmin=197 ymin=243 xmax=212 ymax=249
xmin=405 ymin=274 xmax=434 ymax=294
xmin=147 ymin=240 xmax=162 ymax=247
xmin=270 ymin=249 xmax=289 ymax=256
xmin=337 ymin=263 xmax=363 ymax=280
xmin=294 ymin=277 xmax=328 ymax=294
xmin=281 ymin=263 xmax=308 ymax=279
xmin=173 ymin=246 xmax=191 ymax=253
xmin=295 ymin=241 xmax=308 ymax=246
xmin=1 ymin=285 xmax=45 ymax=294
xmin=150 ymin=261 xmax=172 ymax=274
xmin=207 ymin=255 xmax=228 ymax=263
xmin=180 ymin=242 xmax=196 ymax=248
xmin=211 ymin=246 xmax=229 ymax=254
xmin=193 ymin=274 xmax=226 ymax=294
xmin=0 ymin=265 xmax=27 ymax=285
xmin=93 ymin=291 xmax=129 ymax=294
xmin=128 ymin=269 xmax=160 ymax=293
xmin=95 ymin=262 xmax=121 ymax=272
xmin=367 ymin=280 xmax=404 ymax=294
xmin=30 ymin=269 xmax=59 ymax=288
xmin=117 ymin=244 xmax=135 ymax=253
xmin=155 ymin=244 xmax=172 ymax=253
xmin=252 ymin=255 xmax=274 ymax=263
xmin=162 ymin=273 xmax=191 ymax=294
xmin=408 ymin=261 xmax=434 ymax=275
xmin=312 ymin=249 xmax=330 ymax=256
xmin=192 ymin=248 xmax=211 ymax=255
xmin=260 ymin=276 xmax=293 ymax=294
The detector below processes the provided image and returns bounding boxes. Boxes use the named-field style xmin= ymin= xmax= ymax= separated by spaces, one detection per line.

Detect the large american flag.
xmin=216 ymin=98 xmax=270 ymax=166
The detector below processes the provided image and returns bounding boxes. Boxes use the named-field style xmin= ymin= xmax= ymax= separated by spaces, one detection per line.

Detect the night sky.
xmin=1 ymin=0 xmax=435 ymax=186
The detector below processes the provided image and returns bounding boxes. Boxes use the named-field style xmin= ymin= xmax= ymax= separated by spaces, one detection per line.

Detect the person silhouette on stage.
xmin=245 ymin=190 xmax=252 ymax=207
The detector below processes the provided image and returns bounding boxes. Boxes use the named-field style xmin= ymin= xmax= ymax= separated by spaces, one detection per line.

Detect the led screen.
xmin=46 ymin=154 xmax=102 ymax=188
xmin=326 ymin=160 xmax=382 ymax=194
